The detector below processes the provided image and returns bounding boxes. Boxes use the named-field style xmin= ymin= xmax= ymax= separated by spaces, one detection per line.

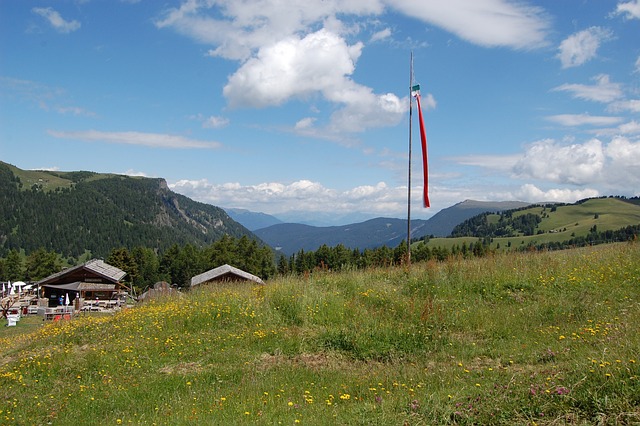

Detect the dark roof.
xmin=36 ymin=259 xmax=127 ymax=286
xmin=190 ymin=264 xmax=264 ymax=287
xmin=40 ymin=282 xmax=118 ymax=292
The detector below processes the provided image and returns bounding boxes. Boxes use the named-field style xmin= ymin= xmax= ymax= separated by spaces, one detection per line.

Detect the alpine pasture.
xmin=1 ymin=242 xmax=639 ymax=425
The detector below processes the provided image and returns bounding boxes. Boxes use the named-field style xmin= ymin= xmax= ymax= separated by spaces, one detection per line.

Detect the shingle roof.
xmin=190 ymin=264 xmax=264 ymax=287
xmin=36 ymin=259 xmax=127 ymax=285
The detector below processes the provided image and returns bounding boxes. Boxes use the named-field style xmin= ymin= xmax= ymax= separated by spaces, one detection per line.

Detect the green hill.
xmin=0 ymin=161 xmax=255 ymax=259
xmin=424 ymin=197 xmax=640 ymax=252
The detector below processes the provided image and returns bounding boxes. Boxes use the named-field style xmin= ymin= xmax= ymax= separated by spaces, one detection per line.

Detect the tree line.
xmin=2 ymin=225 xmax=638 ymax=294
xmin=0 ymin=235 xmax=276 ymax=293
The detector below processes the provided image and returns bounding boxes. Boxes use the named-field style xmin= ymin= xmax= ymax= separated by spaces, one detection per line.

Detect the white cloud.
xmin=47 ymin=130 xmax=223 ymax=149
xmin=170 ymin=178 xmax=414 ymax=216
xmin=613 ymin=0 xmax=640 ymax=20
xmin=167 ymin=135 xmax=640 ymax=217
xmin=326 ymin=88 xmax=405 ymax=133
xmin=370 ymin=28 xmax=391 ymax=42
xmin=513 ymin=137 xmax=640 ymax=188
xmin=617 ymin=120 xmax=640 ymax=134
xmin=156 ymin=0 xmax=550 ymax=58
xmin=635 ymin=56 xmax=640 ymax=73
xmin=513 ymin=139 xmax=605 ymax=185
xmin=202 ymin=115 xmax=230 ymax=129
xmin=545 ymin=113 xmax=622 ymax=127
xmin=390 ymin=0 xmax=550 ymax=49
xmin=607 ymin=99 xmax=640 ymax=113
xmin=452 ymin=154 xmax=521 ymax=171
xmin=605 ymin=135 xmax=640 ymax=164
xmin=223 ymin=29 xmax=405 ymax=134
xmin=295 ymin=117 xmax=316 ymax=130
xmin=603 ymin=136 xmax=640 ymax=189
xmin=32 ymin=166 xmax=60 ymax=172
xmin=155 ymin=0 xmax=549 ymax=136
xmin=418 ymin=93 xmax=437 ymax=110
xmin=55 ymin=106 xmax=96 ymax=117
xmin=32 ymin=7 xmax=81 ymax=33
xmin=552 ymin=74 xmax=623 ymax=103
xmin=514 ymin=184 xmax=599 ymax=203
xmin=557 ymin=27 xmax=613 ymax=68
xmin=155 ymin=0 xmax=384 ymax=61
xmin=223 ymin=29 xmax=363 ymax=108
xmin=123 ymin=169 xmax=149 ymax=177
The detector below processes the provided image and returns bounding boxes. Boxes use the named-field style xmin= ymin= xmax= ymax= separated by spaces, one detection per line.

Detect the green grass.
xmin=2 ymin=243 xmax=639 ymax=425
xmin=425 ymin=198 xmax=640 ymax=252
xmin=1 ymin=160 xmax=132 ymax=193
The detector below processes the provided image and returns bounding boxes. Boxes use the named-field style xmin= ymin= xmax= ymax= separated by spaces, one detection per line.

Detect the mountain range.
xmin=7 ymin=162 xmax=635 ymax=260
xmin=231 ymin=200 xmax=531 ymax=255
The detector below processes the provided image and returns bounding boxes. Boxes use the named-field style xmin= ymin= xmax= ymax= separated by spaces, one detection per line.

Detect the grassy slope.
xmin=1 ymin=243 xmax=639 ymax=425
xmin=2 ymin=162 xmax=74 ymax=191
xmin=1 ymin=161 xmax=130 ymax=192
xmin=424 ymin=198 xmax=640 ymax=251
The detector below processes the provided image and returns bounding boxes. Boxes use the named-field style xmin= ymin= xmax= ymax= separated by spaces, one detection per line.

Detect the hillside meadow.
xmin=1 ymin=243 xmax=639 ymax=425
xmin=423 ymin=198 xmax=640 ymax=253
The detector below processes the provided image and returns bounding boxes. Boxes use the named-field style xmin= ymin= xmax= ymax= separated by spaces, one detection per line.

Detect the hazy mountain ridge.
xmin=252 ymin=200 xmax=533 ymax=255
xmin=224 ymin=207 xmax=283 ymax=231
xmin=253 ymin=218 xmax=428 ymax=255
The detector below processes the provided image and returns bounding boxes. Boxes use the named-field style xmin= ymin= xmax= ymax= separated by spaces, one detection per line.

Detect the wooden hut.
xmin=36 ymin=259 xmax=128 ymax=308
xmin=190 ymin=264 xmax=264 ymax=288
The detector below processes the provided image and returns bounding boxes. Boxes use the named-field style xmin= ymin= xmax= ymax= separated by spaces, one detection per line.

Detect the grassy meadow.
xmin=1 ymin=242 xmax=639 ymax=425
xmin=424 ymin=198 xmax=640 ymax=252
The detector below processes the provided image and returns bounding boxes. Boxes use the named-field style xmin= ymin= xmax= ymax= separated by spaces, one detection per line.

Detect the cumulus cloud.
xmin=612 ymin=0 xmax=640 ymax=20
xmin=552 ymin=74 xmax=623 ymax=103
xmin=32 ymin=7 xmax=80 ymax=33
xmin=557 ymin=27 xmax=613 ymax=68
xmin=513 ymin=139 xmax=605 ymax=185
xmin=155 ymin=0 xmax=549 ymax=135
xmin=170 ymin=178 xmax=410 ymax=216
xmin=223 ymin=29 xmax=405 ymax=134
xmin=223 ymin=29 xmax=362 ymax=108
xmin=606 ymin=135 xmax=640 ymax=164
xmin=514 ymin=184 xmax=599 ymax=203
xmin=47 ymin=130 xmax=222 ymax=149
xmin=512 ymin=137 xmax=640 ymax=188
xmin=618 ymin=120 xmax=640 ymax=134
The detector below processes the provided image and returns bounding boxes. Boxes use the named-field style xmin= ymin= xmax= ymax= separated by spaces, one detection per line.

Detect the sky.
xmin=1 ymin=0 xmax=639 ymax=225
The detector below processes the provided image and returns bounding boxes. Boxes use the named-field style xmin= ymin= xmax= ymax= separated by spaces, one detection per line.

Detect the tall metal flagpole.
xmin=407 ymin=52 xmax=413 ymax=266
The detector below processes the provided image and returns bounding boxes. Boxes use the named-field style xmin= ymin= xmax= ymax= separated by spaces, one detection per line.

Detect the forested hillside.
xmin=0 ymin=162 xmax=254 ymax=259
xmin=451 ymin=197 xmax=640 ymax=239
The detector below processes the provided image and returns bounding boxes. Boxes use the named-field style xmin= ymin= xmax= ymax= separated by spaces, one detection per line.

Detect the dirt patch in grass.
xmin=257 ymin=351 xmax=376 ymax=372
xmin=158 ymin=361 xmax=205 ymax=375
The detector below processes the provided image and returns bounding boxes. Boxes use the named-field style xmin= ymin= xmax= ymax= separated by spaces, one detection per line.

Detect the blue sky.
xmin=1 ymin=0 xmax=639 ymax=225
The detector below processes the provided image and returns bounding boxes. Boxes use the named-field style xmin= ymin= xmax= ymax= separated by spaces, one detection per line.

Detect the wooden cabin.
xmin=36 ymin=259 xmax=128 ymax=308
xmin=190 ymin=264 xmax=264 ymax=288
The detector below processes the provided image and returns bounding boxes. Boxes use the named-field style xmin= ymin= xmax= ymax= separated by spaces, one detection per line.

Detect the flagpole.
xmin=407 ymin=52 xmax=413 ymax=266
